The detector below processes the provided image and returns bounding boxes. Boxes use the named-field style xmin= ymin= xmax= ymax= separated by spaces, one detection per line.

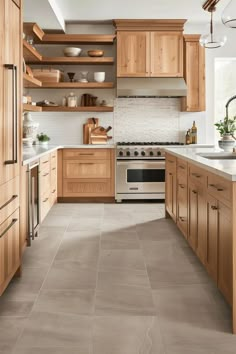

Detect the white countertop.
xmin=22 ymin=144 xmax=115 ymax=165
xmin=165 ymin=146 xmax=236 ymax=181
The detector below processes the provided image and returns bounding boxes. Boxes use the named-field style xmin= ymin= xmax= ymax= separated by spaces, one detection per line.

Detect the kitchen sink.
xmin=197 ymin=152 xmax=236 ymax=160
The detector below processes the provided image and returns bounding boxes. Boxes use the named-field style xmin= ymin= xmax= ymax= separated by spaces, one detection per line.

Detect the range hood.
xmin=117 ymin=77 xmax=187 ymax=97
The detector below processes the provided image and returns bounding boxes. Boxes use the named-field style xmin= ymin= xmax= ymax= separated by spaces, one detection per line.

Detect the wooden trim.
xmin=23 ymin=104 xmax=42 ymax=112
xmin=12 ymin=0 xmax=21 ymax=8
xmin=57 ymin=149 xmax=63 ymax=198
xmin=113 ymin=19 xmax=187 ymax=32
xmin=42 ymin=106 xmax=114 ymax=113
xmin=184 ymin=34 xmax=201 ymax=42
xmin=42 ymin=33 xmax=116 ymax=44
xmin=27 ymin=56 xmax=114 ymax=65
xmin=58 ymin=197 xmax=115 ymax=203
xmin=23 ymin=22 xmax=45 ymax=41
xmin=23 ymin=73 xmax=42 ymax=87
xmin=30 ymin=82 xmax=114 ymax=89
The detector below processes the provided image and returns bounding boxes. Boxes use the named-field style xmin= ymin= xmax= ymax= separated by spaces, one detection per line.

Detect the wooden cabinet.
xmin=176 ymin=159 xmax=188 ymax=238
xmin=165 ymin=153 xmax=177 ymax=221
xmin=117 ymin=31 xmax=150 ymax=77
xmin=115 ymin=20 xmax=186 ymax=78
xmin=150 ymin=32 xmax=183 ymax=77
xmin=0 ymin=209 xmax=20 ymax=295
xmin=181 ymin=35 xmax=205 ymax=112
xmin=50 ymin=151 xmax=57 ymax=206
xmin=62 ymin=149 xmax=115 ymax=199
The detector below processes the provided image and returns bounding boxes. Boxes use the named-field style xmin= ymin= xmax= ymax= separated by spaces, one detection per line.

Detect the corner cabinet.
xmin=181 ymin=35 xmax=205 ymax=112
xmin=114 ymin=20 xmax=186 ymax=78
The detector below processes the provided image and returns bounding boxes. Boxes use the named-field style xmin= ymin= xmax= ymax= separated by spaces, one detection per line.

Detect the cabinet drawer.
xmin=63 ymin=178 xmax=112 ymax=197
xmin=40 ymin=191 xmax=51 ymax=222
xmin=40 ymin=154 xmax=50 ymax=172
xmin=63 ymin=160 xmax=111 ymax=179
xmin=50 ymin=151 xmax=57 ymax=168
xmin=177 ymin=158 xmax=188 ymax=178
xmin=166 ymin=153 xmax=176 ymax=167
xmin=63 ymin=149 xmax=110 ymax=160
xmin=0 ymin=209 xmax=20 ymax=295
xmin=207 ymin=173 xmax=231 ymax=205
xmin=189 ymin=164 xmax=207 ymax=186
xmin=0 ymin=176 xmax=20 ymax=225
xmin=40 ymin=170 xmax=51 ymax=196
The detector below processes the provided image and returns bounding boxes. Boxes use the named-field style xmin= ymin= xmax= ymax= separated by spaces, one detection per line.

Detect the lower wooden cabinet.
xmin=61 ymin=149 xmax=115 ymax=198
xmin=206 ymin=193 xmax=218 ymax=283
xmin=165 ymin=154 xmax=177 ymax=221
xmin=0 ymin=209 xmax=20 ymax=295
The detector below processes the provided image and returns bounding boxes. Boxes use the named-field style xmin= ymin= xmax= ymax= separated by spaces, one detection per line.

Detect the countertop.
xmin=165 ymin=146 xmax=236 ymax=181
xmin=22 ymin=144 xmax=115 ymax=165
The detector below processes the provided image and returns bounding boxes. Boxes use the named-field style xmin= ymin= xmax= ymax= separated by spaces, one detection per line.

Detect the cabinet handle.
xmin=43 ymin=198 xmax=49 ymax=203
xmin=52 ymin=189 xmax=56 ymax=194
xmin=78 ymin=162 xmax=95 ymax=165
xmin=209 ymin=184 xmax=223 ymax=192
xmin=179 ymin=184 xmax=185 ymax=189
xmin=192 ymin=190 xmax=197 ymax=194
xmin=4 ymin=64 xmax=18 ymax=165
xmin=211 ymin=205 xmax=218 ymax=210
xmin=0 ymin=218 xmax=17 ymax=238
xmin=169 ymin=172 xmax=173 ymax=176
xmin=43 ymin=173 xmax=49 ymax=177
xmin=0 ymin=195 xmax=18 ymax=210
xmin=179 ymin=165 xmax=185 ymax=170
xmin=79 ymin=153 xmax=94 ymax=156
xmin=43 ymin=161 xmax=49 ymax=164
xmin=179 ymin=217 xmax=186 ymax=222
xmin=167 ymin=160 xmax=174 ymax=163
xmin=192 ymin=173 xmax=201 ymax=178
xmin=52 ymin=167 xmax=56 ymax=171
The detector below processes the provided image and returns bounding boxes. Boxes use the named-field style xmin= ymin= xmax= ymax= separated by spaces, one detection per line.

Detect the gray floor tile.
xmin=92 ymin=316 xmax=166 ymax=354
xmin=0 ymin=318 xmax=26 ymax=350
xmin=97 ymin=268 xmax=150 ymax=289
xmin=42 ymin=261 xmax=97 ymax=290
xmin=17 ymin=312 xmax=92 ymax=349
xmin=101 ymin=231 xmax=140 ymax=250
xmin=63 ymin=229 xmax=101 ymax=241
xmin=13 ymin=348 xmax=90 ymax=354
xmin=41 ymin=215 xmax=72 ymax=227
xmin=95 ymin=285 xmax=155 ymax=315
xmin=137 ymin=218 xmax=182 ymax=241
xmin=0 ymin=300 xmax=34 ymax=317
xmin=98 ymin=249 xmax=146 ymax=270
xmin=34 ymin=289 xmax=94 ymax=315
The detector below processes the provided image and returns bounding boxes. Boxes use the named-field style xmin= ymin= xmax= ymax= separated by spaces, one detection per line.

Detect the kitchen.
xmin=2 ymin=0 xmax=236 ymax=353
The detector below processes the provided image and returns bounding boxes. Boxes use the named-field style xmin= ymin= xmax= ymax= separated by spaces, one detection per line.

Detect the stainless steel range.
xmin=115 ymin=142 xmax=184 ymax=202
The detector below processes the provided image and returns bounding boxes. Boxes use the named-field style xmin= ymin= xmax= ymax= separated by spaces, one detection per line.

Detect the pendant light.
xmin=222 ymin=0 xmax=236 ymax=28
xmin=199 ymin=7 xmax=227 ymax=48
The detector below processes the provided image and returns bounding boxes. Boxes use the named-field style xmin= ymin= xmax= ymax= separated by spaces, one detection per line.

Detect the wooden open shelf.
xmin=23 ymin=104 xmax=42 ymax=112
xmin=23 ymin=73 xmax=42 ymax=87
xmin=30 ymin=82 xmax=114 ymax=89
xmin=27 ymin=56 xmax=114 ymax=65
xmin=23 ymin=40 xmax=42 ymax=62
xmin=42 ymin=106 xmax=114 ymax=113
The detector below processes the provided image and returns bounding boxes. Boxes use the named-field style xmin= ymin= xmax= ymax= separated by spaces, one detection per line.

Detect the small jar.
xmin=67 ymin=92 xmax=77 ymax=107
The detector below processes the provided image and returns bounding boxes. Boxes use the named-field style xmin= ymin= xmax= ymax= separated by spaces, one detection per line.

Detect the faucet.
xmin=225 ymin=95 xmax=236 ymax=119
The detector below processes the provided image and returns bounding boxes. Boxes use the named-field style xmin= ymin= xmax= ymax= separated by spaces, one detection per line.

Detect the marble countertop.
xmin=165 ymin=146 xmax=236 ymax=181
xmin=22 ymin=144 xmax=115 ymax=165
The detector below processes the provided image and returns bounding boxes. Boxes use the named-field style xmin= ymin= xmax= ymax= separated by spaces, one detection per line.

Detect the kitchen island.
xmin=165 ymin=146 xmax=236 ymax=334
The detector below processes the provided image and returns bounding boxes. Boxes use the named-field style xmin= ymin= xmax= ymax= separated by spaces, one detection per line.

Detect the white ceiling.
xmin=24 ymin=0 xmax=230 ymax=30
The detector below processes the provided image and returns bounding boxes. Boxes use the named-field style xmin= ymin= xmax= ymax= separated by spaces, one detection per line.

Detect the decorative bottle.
xmin=191 ymin=121 xmax=197 ymax=144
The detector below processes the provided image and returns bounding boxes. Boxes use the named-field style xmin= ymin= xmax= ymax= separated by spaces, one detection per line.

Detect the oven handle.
xmin=117 ymin=161 xmax=165 ymax=168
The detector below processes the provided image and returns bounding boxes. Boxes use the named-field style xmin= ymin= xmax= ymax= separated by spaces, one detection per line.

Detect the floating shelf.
xmin=27 ymin=56 xmax=114 ymax=65
xmin=42 ymin=106 xmax=114 ymax=112
xmin=41 ymin=34 xmax=116 ymax=45
xmin=30 ymin=82 xmax=114 ymax=89
xmin=23 ymin=40 xmax=42 ymax=62
xmin=23 ymin=104 xmax=42 ymax=112
xmin=23 ymin=73 xmax=42 ymax=87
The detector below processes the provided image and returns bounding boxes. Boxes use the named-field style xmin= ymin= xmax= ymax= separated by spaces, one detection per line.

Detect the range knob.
xmin=141 ymin=151 xmax=146 ymax=156
xmin=149 ymin=151 xmax=154 ymax=156
xmin=157 ymin=151 xmax=162 ymax=156
xmin=126 ymin=151 xmax=131 ymax=156
xmin=119 ymin=150 xmax=124 ymax=156
xmin=134 ymin=151 xmax=139 ymax=156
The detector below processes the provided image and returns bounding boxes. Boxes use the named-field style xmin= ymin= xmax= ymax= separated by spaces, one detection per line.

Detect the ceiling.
xmin=24 ymin=0 xmax=230 ymax=31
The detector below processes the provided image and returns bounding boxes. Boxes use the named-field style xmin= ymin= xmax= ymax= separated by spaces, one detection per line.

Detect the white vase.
xmin=39 ymin=141 xmax=49 ymax=147
xmin=218 ymin=134 xmax=236 ymax=152
xmin=94 ymin=72 xmax=105 ymax=83
xmin=23 ymin=112 xmax=39 ymax=142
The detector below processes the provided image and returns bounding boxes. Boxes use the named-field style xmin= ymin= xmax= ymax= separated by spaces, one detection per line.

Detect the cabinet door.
xmin=0 ymin=209 xmax=20 ymax=295
xmin=150 ymin=32 xmax=183 ymax=77
xmin=188 ymin=182 xmax=198 ymax=250
xmin=218 ymin=202 xmax=232 ymax=305
xmin=165 ymin=169 xmax=176 ymax=222
xmin=117 ymin=31 xmax=150 ymax=77
xmin=63 ymin=160 xmax=111 ymax=179
xmin=181 ymin=36 xmax=205 ymax=112
xmin=206 ymin=194 xmax=218 ymax=283
xmin=196 ymin=185 xmax=207 ymax=265
xmin=177 ymin=180 xmax=188 ymax=238
xmin=0 ymin=0 xmax=21 ymax=185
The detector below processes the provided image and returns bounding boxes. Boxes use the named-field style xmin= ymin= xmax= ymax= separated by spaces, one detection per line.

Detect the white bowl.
xmin=94 ymin=72 xmax=105 ymax=83
xmin=63 ymin=47 xmax=82 ymax=57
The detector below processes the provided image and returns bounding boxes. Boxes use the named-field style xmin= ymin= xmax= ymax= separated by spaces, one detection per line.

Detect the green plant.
xmin=215 ymin=116 xmax=236 ymax=139
xmin=37 ymin=132 xmax=50 ymax=142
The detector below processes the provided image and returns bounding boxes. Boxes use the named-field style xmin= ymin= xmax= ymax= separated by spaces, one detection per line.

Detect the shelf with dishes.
xmin=27 ymin=82 xmax=114 ymax=89
xmin=23 ymin=73 xmax=42 ymax=87
xmin=23 ymin=104 xmax=42 ymax=112
xmin=26 ymin=56 xmax=114 ymax=65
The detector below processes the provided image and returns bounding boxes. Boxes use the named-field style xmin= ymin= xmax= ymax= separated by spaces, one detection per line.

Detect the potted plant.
xmin=37 ymin=132 xmax=50 ymax=146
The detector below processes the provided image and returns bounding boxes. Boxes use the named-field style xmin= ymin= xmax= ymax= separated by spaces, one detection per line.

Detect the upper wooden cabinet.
xmin=114 ymin=19 xmax=186 ymax=78
xmin=117 ymin=31 xmax=150 ymax=77
xmin=150 ymin=32 xmax=183 ymax=77
xmin=181 ymin=35 xmax=205 ymax=112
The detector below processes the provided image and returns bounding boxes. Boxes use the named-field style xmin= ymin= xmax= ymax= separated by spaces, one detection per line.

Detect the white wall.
xmin=26 ymin=22 xmax=236 ymax=145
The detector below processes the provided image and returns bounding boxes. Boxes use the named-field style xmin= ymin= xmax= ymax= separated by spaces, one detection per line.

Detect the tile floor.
xmin=0 ymin=202 xmax=235 ymax=354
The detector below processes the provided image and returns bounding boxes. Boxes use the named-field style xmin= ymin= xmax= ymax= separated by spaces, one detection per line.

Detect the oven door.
xmin=116 ymin=160 xmax=165 ymax=194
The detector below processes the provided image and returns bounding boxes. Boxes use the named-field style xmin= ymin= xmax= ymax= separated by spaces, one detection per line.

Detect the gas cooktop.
xmin=117 ymin=142 xmax=184 ymax=146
